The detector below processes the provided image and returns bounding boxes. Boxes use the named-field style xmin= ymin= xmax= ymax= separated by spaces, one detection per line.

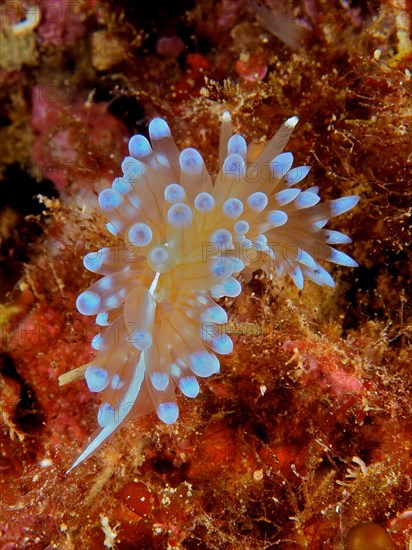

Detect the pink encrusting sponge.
xmin=69 ymin=112 xmax=359 ymax=471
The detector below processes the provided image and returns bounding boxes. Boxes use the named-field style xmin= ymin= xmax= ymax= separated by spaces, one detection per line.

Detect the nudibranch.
xmin=66 ymin=112 xmax=359 ymax=471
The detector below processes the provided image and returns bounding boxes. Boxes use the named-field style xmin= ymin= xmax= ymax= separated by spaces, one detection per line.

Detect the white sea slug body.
xmin=70 ymin=113 xmax=359 ymax=471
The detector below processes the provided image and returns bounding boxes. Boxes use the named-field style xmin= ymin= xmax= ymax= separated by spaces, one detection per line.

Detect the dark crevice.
xmin=0 ymin=353 xmax=45 ymax=435
xmin=93 ymin=81 xmax=146 ymax=133
xmin=0 ymin=164 xmax=58 ymax=298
